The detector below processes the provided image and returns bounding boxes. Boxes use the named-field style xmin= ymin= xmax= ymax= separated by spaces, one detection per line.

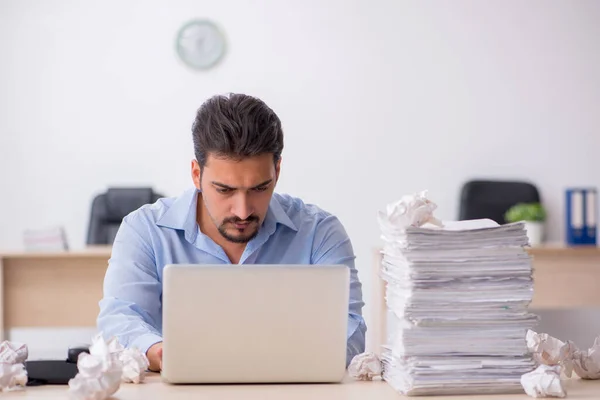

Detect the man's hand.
xmin=146 ymin=342 xmax=163 ymax=372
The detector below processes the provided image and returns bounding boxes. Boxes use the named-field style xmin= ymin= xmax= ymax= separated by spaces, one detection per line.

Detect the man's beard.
xmin=217 ymin=215 xmax=260 ymax=243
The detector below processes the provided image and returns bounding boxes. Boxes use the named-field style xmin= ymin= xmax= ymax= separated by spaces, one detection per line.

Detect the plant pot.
xmin=524 ymin=221 xmax=544 ymax=246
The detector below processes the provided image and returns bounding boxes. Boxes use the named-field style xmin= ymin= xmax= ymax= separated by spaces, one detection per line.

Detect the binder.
xmin=565 ymin=188 xmax=597 ymax=246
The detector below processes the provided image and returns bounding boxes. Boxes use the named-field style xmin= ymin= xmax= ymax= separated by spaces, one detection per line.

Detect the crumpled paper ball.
xmin=526 ymin=329 xmax=577 ymax=378
xmin=348 ymin=352 xmax=382 ymax=381
xmin=68 ymin=333 xmax=150 ymax=398
xmin=68 ymin=335 xmax=123 ymax=400
xmin=0 ymin=341 xmax=28 ymax=364
xmin=526 ymin=329 xmax=600 ymax=381
xmin=68 ymin=352 xmax=122 ymax=400
xmin=0 ymin=340 xmax=28 ymax=391
xmin=119 ymin=347 xmax=149 ymax=384
xmin=90 ymin=333 xmax=149 ymax=384
xmin=377 ymin=191 xmax=443 ymax=233
xmin=521 ymin=365 xmax=566 ymax=398
xmin=0 ymin=363 xmax=28 ymax=392
xmin=572 ymin=335 xmax=600 ymax=380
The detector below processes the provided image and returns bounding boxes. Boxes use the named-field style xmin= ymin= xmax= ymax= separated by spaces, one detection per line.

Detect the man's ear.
xmin=191 ymin=159 xmax=202 ymax=190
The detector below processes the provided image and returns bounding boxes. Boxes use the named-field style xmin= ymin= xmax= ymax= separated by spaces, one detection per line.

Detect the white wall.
xmin=1 ymin=0 xmax=600 ymax=354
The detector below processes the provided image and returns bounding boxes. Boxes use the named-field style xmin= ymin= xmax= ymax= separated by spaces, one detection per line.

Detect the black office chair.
xmin=458 ymin=180 xmax=541 ymax=224
xmin=86 ymin=187 xmax=163 ymax=245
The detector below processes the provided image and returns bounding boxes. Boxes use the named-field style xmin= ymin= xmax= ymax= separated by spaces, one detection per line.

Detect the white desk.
xmin=2 ymin=373 xmax=599 ymax=399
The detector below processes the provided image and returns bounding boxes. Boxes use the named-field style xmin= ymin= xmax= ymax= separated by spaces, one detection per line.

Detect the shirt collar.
xmin=156 ymin=188 xmax=298 ymax=237
xmin=266 ymin=194 xmax=298 ymax=232
xmin=156 ymin=188 xmax=199 ymax=243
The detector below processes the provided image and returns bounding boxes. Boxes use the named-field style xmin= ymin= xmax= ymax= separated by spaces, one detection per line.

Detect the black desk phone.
xmin=24 ymin=346 xmax=90 ymax=385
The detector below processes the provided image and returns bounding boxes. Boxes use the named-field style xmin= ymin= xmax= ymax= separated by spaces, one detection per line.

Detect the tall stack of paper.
xmin=378 ymin=207 xmax=539 ymax=396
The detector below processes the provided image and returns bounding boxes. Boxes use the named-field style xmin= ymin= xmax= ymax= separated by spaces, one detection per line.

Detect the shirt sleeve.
xmin=311 ymin=214 xmax=367 ymax=367
xmin=96 ymin=212 xmax=163 ymax=355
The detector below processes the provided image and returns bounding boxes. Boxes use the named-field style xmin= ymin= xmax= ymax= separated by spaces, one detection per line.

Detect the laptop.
xmin=160 ymin=264 xmax=350 ymax=384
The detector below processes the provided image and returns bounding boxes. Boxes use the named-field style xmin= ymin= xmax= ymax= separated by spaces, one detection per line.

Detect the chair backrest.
xmin=86 ymin=188 xmax=163 ymax=245
xmin=458 ymin=180 xmax=540 ymax=224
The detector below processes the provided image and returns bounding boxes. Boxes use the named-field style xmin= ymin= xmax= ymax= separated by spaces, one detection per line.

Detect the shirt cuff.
xmin=130 ymin=333 xmax=163 ymax=355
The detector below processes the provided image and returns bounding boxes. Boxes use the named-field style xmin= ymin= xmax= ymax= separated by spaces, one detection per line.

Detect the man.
xmin=97 ymin=93 xmax=366 ymax=372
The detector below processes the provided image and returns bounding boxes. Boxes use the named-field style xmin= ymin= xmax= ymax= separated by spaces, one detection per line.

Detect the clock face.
xmin=175 ymin=19 xmax=226 ymax=70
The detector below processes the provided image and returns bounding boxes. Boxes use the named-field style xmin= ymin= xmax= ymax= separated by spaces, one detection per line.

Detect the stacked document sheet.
xmin=379 ymin=218 xmax=539 ymax=396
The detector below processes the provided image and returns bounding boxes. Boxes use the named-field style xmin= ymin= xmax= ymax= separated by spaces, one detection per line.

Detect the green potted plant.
xmin=504 ymin=202 xmax=547 ymax=246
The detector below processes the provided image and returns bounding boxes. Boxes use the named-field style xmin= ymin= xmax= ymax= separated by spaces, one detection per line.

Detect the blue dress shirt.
xmin=97 ymin=188 xmax=366 ymax=366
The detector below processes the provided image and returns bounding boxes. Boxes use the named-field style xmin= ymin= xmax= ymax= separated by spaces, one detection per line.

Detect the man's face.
xmin=192 ymin=153 xmax=279 ymax=244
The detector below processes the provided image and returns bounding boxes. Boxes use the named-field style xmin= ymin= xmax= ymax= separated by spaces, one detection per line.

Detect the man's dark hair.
xmin=192 ymin=93 xmax=284 ymax=168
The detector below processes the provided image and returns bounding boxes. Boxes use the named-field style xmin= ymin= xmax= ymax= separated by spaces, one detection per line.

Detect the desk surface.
xmin=3 ymin=374 xmax=600 ymax=399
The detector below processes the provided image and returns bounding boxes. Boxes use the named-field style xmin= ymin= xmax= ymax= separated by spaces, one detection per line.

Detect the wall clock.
xmin=175 ymin=19 xmax=226 ymax=70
